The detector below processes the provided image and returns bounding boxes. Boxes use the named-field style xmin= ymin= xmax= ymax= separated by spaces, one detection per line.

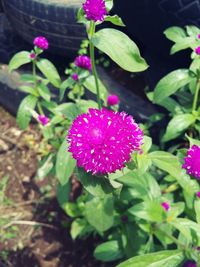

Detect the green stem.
xmin=89 ymin=21 xmax=101 ymax=109
xmin=192 ymin=78 xmax=200 ymax=113
xmin=154 ymin=224 xmax=186 ymax=250
xmin=32 ymin=60 xmax=37 ymax=90
xmin=37 ymin=102 xmax=44 ymax=115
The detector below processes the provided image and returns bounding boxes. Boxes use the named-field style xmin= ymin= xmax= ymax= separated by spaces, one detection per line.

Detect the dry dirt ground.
xmin=0 ymin=106 xmax=110 ymax=267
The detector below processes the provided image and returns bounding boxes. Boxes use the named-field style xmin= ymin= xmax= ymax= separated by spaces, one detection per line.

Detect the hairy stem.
xmin=192 ymin=78 xmax=200 ymax=113
xmin=89 ymin=21 xmax=101 ymax=109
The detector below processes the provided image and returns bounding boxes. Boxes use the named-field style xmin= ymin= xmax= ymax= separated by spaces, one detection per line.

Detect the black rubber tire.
xmin=0 ymin=13 xmax=31 ymax=64
xmin=2 ymin=0 xmax=86 ymax=57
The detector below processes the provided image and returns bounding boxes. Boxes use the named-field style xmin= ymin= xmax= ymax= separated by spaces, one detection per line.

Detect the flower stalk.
xmin=89 ymin=21 xmax=101 ymax=109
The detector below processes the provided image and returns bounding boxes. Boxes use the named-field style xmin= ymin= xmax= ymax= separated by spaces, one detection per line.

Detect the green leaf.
xmin=54 ymin=103 xmax=80 ymax=120
xmin=16 ymin=95 xmax=38 ymax=129
xmin=60 ymin=77 xmax=74 ymax=101
xmin=117 ymin=250 xmax=184 ymax=267
xmin=56 ymin=141 xmax=76 ymax=185
xmin=9 ymin=51 xmax=31 ymax=71
xmin=186 ymin=25 xmax=200 ymax=37
xmin=117 ymin=171 xmax=161 ymax=201
xmin=37 ymin=83 xmax=51 ymax=101
xmin=170 ymin=37 xmax=195 ymax=54
xmin=105 ymin=0 xmax=113 ymax=11
xmin=18 ymin=85 xmax=38 ymax=96
xmin=105 ymin=15 xmax=125 ymax=27
xmin=91 ymin=28 xmax=148 ymax=72
xmin=85 ymin=196 xmax=114 ymax=232
xmin=78 ymin=100 xmax=98 ymax=113
xmin=162 ymin=114 xmax=196 ymax=142
xmin=171 ymin=218 xmax=200 ymax=242
xmin=153 ymin=69 xmax=191 ymax=103
xmin=84 ymin=75 xmax=108 ymax=103
xmin=76 ymin=168 xmax=113 ymax=197
xmin=70 ymin=218 xmax=92 ymax=240
xmin=56 ymin=182 xmax=71 ymax=208
xmin=195 ymin=199 xmax=200 ymax=224
xmin=36 ymin=59 xmax=61 ymax=88
xmin=37 ymin=154 xmax=54 ymax=179
xmin=164 ymin=27 xmax=186 ymax=42
xmin=94 ymin=241 xmax=123 ymax=262
xmin=128 ymin=200 xmax=164 ymax=222
xmin=186 ymin=135 xmax=200 ymax=146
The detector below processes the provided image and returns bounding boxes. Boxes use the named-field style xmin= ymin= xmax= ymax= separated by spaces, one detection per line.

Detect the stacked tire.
xmin=2 ymin=0 xmax=86 ymax=57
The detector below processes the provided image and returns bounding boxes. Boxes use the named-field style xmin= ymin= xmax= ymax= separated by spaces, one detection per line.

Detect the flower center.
xmin=90 ymin=127 xmax=104 ymax=145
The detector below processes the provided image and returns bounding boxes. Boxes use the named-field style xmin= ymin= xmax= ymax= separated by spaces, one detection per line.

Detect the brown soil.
xmin=0 ymin=106 xmax=112 ymax=267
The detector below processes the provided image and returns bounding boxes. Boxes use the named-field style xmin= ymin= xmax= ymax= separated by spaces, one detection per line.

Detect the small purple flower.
xmin=74 ymin=55 xmax=92 ymax=71
xmin=197 ymin=34 xmax=200 ymax=39
xmin=83 ymin=0 xmax=107 ymax=22
xmin=183 ymin=260 xmax=197 ymax=267
xmin=38 ymin=115 xmax=49 ymax=126
xmin=33 ymin=36 xmax=49 ymax=50
xmin=197 ymin=191 xmax=200 ymax=198
xmin=161 ymin=202 xmax=170 ymax=211
xmin=107 ymin=95 xmax=120 ymax=106
xmin=68 ymin=108 xmax=143 ymax=175
xmin=30 ymin=53 xmax=36 ymax=59
xmin=72 ymin=73 xmax=79 ymax=81
xmin=182 ymin=145 xmax=200 ymax=179
xmin=195 ymin=46 xmax=200 ymax=55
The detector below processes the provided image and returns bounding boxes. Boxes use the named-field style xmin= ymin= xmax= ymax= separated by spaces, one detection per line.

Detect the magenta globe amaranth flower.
xmin=72 ymin=73 xmax=79 ymax=81
xmin=107 ymin=95 xmax=120 ymax=106
xmin=197 ymin=191 xmax=200 ymax=198
xmin=183 ymin=260 xmax=197 ymax=267
xmin=182 ymin=145 xmax=200 ymax=179
xmin=38 ymin=115 xmax=49 ymax=126
xmin=161 ymin=202 xmax=170 ymax=211
xmin=83 ymin=0 xmax=107 ymax=22
xmin=68 ymin=108 xmax=143 ymax=175
xmin=33 ymin=36 xmax=49 ymax=50
xmin=195 ymin=46 xmax=200 ymax=55
xmin=74 ymin=55 xmax=92 ymax=71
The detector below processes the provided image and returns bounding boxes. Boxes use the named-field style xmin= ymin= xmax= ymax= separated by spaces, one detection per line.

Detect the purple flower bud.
xmin=38 ymin=115 xmax=49 ymax=126
xmin=30 ymin=53 xmax=36 ymax=59
xmin=161 ymin=202 xmax=170 ymax=211
xmin=197 ymin=34 xmax=200 ymax=39
xmin=196 ymin=191 xmax=200 ymax=198
xmin=183 ymin=260 xmax=197 ymax=267
xmin=33 ymin=36 xmax=49 ymax=50
xmin=107 ymin=95 xmax=120 ymax=106
xmin=83 ymin=0 xmax=107 ymax=22
xmin=74 ymin=55 xmax=92 ymax=71
xmin=72 ymin=73 xmax=79 ymax=81
xmin=195 ymin=46 xmax=200 ymax=55
xmin=182 ymin=145 xmax=200 ymax=179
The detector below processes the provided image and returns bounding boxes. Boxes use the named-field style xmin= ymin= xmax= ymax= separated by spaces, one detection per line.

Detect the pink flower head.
xmin=198 ymin=34 xmax=200 ymax=39
xmin=67 ymin=108 xmax=143 ymax=175
xmin=74 ymin=55 xmax=92 ymax=71
xmin=161 ymin=202 xmax=170 ymax=211
xmin=72 ymin=73 xmax=79 ymax=81
xmin=183 ymin=261 xmax=197 ymax=267
xmin=197 ymin=191 xmax=200 ymax=198
xmin=33 ymin=36 xmax=49 ymax=50
xmin=195 ymin=46 xmax=200 ymax=55
xmin=182 ymin=145 xmax=200 ymax=179
xmin=83 ymin=0 xmax=107 ymax=22
xmin=107 ymin=95 xmax=120 ymax=106
xmin=38 ymin=115 xmax=49 ymax=126
xmin=30 ymin=53 xmax=36 ymax=59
